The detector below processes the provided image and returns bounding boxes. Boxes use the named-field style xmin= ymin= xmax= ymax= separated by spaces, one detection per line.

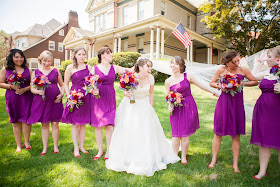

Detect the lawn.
xmin=0 ymin=83 xmax=279 ymax=186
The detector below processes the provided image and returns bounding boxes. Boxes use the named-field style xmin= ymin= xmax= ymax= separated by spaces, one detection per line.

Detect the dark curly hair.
xmin=171 ymin=56 xmax=186 ymax=73
xmin=6 ymin=49 xmax=27 ymax=70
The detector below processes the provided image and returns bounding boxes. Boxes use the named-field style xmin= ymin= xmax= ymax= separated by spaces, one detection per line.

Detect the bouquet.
xmin=83 ymin=74 xmax=102 ymax=99
xmin=166 ymin=91 xmax=183 ymax=115
xmin=7 ymin=70 xmax=25 ymax=87
xmin=219 ymin=73 xmax=243 ymax=96
xmin=32 ymin=74 xmax=51 ymax=100
xmin=67 ymin=90 xmax=85 ymax=112
xmin=120 ymin=71 xmax=138 ymax=104
xmin=269 ymin=62 xmax=280 ymax=93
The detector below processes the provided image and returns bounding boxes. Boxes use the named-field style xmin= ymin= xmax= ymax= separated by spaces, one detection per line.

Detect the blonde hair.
xmin=38 ymin=50 xmax=53 ymax=64
xmin=269 ymin=45 xmax=280 ymax=58
xmin=72 ymin=47 xmax=87 ymax=68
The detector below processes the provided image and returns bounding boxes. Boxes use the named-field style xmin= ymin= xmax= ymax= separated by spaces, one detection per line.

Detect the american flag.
xmin=172 ymin=23 xmax=191 ymax=48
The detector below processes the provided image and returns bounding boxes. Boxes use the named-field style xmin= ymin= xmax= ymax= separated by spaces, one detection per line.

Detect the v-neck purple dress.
xmin=169 ymin=73 xmax=199 ymax=137
xmin=214 ymin=74 xmax=245 ymax=137
xmin=5 ymin=68 xmax=33 ymax=123
xmin=90 ymin=65 xmax=116 ymax=127
xmin=61 ymin=65 xmax=91 ymax=125
xmin=27 ymin=68 xmax=63 ymax=124
xmin=251 ymin=79 xmax=280 ymax=150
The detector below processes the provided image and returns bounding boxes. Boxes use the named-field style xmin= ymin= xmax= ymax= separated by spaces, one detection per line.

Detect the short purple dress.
xmin=61 ymin=65 xmax=91 ymax=125
xmin=90 ymin=65 xmax=116 ymax=127
xmin=5 ymin=68 xmax=33 ymax=123
xmin=251 ymin=79 xmax=280 ymax=150
xmin=214 ymin=74 xmax=245 ymax=137
xmin=27 ymin=68 xmax=63 ymax=124
xmin=170 ymin=73 xmax=199 ymax=137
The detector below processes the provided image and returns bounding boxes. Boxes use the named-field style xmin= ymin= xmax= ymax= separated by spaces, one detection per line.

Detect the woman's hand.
xmin=274 ymin=83 xmax=280 ymax=92
xmin=11 ymin=84 xmax=20 ymax=90
xmin=54 ymin=94 xmax=63 ymax=103
xmin=91 ymin=88 xmax=99 ymax=96
xmin=37 ymin=90 xmax=45 ymax=96
xmin=124 ymin=90 xmax=132 ymax=98
xmin=168 ymin=104 xmax=174 ymax=113
xmin=15 ymin=87 xmax=27 ymax=95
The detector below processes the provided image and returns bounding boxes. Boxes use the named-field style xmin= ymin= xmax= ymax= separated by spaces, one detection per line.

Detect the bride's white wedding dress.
xmin=106 ymin=75 xmax=180 ymax=177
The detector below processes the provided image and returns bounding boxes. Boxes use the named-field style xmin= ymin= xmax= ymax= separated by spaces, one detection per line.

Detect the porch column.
xmin=92 ymin=43 xmax=95 ymax=57
xmin=186 ymin=46 xmax=190 ymax=62
xmin=156 ymin=26 xmax=160 ymax=59
xmin=118 ymin=36 xmax=121 ymax=53
xmin=114 ymin=38 xmax=117 ymax=53
xmin=161 ymin=28 xmax=165 ymax=59
xmin=65 ymin=48 xmax=68 ymax=60
xmin=207 ymin=45 xmax=213 ymax=64
xmin=190 ymin=41 xmax=193 ymax=62
xmin=150 ymin=27 xmax=154 ymax=59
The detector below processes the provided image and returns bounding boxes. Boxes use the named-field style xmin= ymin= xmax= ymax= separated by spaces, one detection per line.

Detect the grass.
xmin=0 ymin=83 xmax=279 ymax=186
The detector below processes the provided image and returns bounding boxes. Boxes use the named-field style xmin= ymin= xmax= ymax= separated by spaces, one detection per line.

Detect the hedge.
xmin=60 ymin=52 xmax=169 ymax=82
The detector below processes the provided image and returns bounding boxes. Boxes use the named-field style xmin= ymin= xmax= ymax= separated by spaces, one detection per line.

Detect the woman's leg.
xmin=41 ymin=123 xmax=50 ymax=154
xmin=181 ymin=136 xmax=190 ymax=164
xmin=209 ymin=134 xmax=222 ymax=168
xmin=72 ymin=125 xmax=80 ymax=156
xmin=79 ymin=125 xmax=87 ymax=153
xmin=94 ymin=127 xmax=104 ymax=157
xmin=254 ymin=147 xmax=271 ymax=179
xmin=104 ymin=125 xmax=113 ymax=158
xmin=51 ymin=122 xmax=59 ymax=152
xmin=22 ymin=123 xmax=31 ymax=148
xmin=232 ymin=135 xmax=241 ymax=173
xmin=172 ymin=137 xmax=181 ymax=155
xmin=12 ymin=122 xmax=22 ymax=152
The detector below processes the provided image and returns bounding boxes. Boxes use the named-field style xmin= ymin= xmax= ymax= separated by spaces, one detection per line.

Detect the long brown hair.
xmin=97 ymin=46 xmax=112 ymax=63
xmin=72 ymin=47 xmax=86 ymax=68
xmin=171 ymin=56 xmax=186 ymax=73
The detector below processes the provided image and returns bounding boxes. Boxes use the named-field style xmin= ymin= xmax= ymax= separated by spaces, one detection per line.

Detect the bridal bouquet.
xmin=67 ymin=89 xmax=85 ymax=112
xmin=120 ymin=71 xmax=138 ymax=104
xmin=219 ymin=73 xmax=243 ymax=96
xmin=269 ymin=62 xmax=280 ymax=93
xmin=83 ymin=74 xmax=102 ymax=99
xmin=32 ymin=74 xmax=51 ymax=100
xmin=7 ymin=70 xmax=25 ymax=87
xmin=166 ymin=91 xmax=183 ymax=115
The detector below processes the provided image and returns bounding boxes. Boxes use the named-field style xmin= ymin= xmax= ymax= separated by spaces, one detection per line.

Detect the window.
xmin=138 ymin=37 xmax=144 ymax=53
xmin=58 ymin=42 xmax=63 ymax=52
xmin=21 ymin=38 xmax=27 ymax=48
xmin=49 ymin=41 xmax=55 ymax=51
xmin=59 ymin=29 xmax=64 ymax=36
xmin=123 ymin=40 xmax=128 ymax=51
xmin=138 ymin=0 xmax=144 ymax=20
xmin=16 ymin=40 xmax=19 ymax=48
xmin=123 ymin=6 xmax=129 ymax=25
xmin=161 ymin=1 xmax=165 ymax=16
xmin=54 ymin=59 xmax=61 ymax=67
xmin=187 ymin=16 xmax=191 ymax=29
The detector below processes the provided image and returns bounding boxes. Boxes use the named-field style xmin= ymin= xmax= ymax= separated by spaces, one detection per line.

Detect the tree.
xmin=199 ymin=0 xmax=280 ymax=56
xmin=0 ymin=30 xmax=11 ymax=68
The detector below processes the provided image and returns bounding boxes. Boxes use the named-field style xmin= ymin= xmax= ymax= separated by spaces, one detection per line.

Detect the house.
xmin=63 ymin=0 xmax=226 ymax=64
xmin=12 ymin=11 xmax=79 ymax=69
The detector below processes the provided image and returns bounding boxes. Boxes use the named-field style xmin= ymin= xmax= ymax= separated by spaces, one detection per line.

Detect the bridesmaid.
xmin=165 ymin=56 xmax=218 ymax=164
xmin=27 ymin=51 xmax=64 ymax=155
xmin=90 ymin=46 xmax=133 ymax=160
xmin=208 ymin=50 xmax=258 ymax=172
xmin=61 ymin=47 xmax=92 ymax=157
xmin=251 ymin=46 xmax=280 ymax=180
xmin=0 ymin=49 xmax=33 ymax=152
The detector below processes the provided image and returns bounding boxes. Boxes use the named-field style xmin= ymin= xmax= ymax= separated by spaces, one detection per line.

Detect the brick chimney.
xmin=68 ymin=10 xmax=79 ymax=29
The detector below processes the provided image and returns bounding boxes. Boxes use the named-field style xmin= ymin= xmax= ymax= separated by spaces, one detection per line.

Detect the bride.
xmin=105 ymin=57 xmax=180 ymax=177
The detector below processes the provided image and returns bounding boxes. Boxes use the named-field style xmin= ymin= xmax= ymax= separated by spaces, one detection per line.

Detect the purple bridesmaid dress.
xmin=170 ymin=73 xmax=199 ymax=137
xmin=251 ymin=79 xmax=280 ymax=150
xmin=90 ymin=65 xmax=116 ymax=127
xmin=61 ymin=65 xmax=91 ymax=125
xmin=214 ymin=74 xmax=245 ymax=137
xmin=5 ymin=68 xmax=33 ymax=123
xmin=27 ymin=68 xmax=63 ymax=124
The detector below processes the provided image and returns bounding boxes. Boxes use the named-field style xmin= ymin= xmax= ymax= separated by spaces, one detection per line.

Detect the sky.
xmin=0 ymin=0 xmax=206 ymax=34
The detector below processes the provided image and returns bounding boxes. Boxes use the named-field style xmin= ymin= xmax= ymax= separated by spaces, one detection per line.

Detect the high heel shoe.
xmin=181 ymin=158 xmax=187 ymax=165
xmin=73 ymin=151 xmax=81 ymax=158
xmin=24 ymin=144 xmax=32 ymax=150
xmin=253 ymin=173 xmax=267 ymax=180
xmin=94 ymin=151 xmax=104 ymax=160
xmin=40 ymin=152 xmax=46 ymax=156
xmin=104 ymin=157 xmax=108 ymax=160
xmin=53 ymin=151 xmax=60 ymax=154
xmin=208 ymin=163 xmax=214 ymax=169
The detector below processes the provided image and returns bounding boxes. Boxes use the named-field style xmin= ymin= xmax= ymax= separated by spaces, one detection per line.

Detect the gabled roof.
xmin=63 ymin=27 xmax=95 ymax=44
xmin=14 ymin=19 xmax=62 ymax=39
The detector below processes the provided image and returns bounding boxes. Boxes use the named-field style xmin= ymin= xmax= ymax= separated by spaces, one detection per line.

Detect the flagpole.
xmin=164 ymin=21 xmax=182 ymax=43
